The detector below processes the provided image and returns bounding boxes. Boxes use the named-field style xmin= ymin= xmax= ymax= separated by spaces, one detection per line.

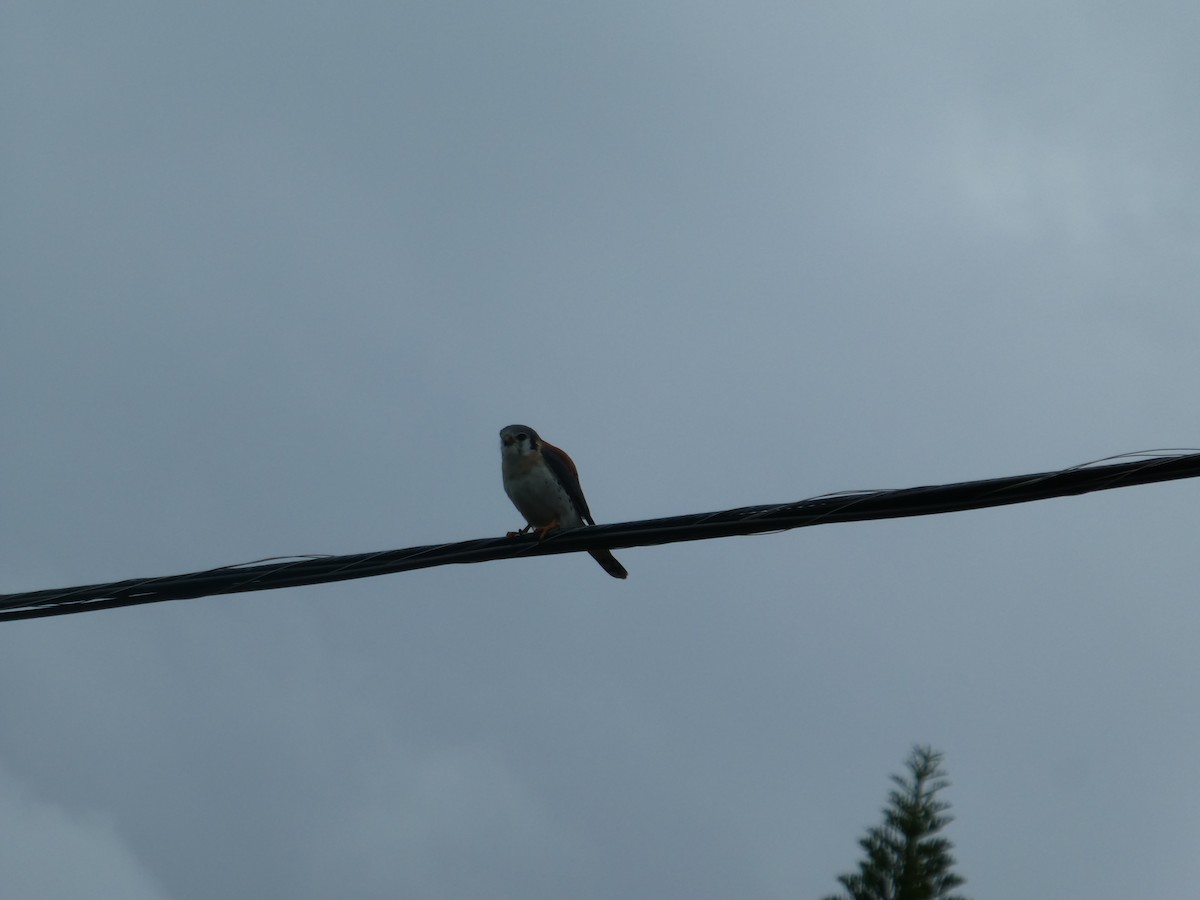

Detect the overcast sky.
xmin=4 ymin=3 xmax=1200 ymax=898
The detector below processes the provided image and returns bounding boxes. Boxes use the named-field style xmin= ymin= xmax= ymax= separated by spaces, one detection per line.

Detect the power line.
xmin=2 ymin=449 xmax=1198 ymax=622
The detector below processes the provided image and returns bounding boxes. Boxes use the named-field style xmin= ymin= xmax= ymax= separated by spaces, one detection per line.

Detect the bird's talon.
xmin=534 ymin=519 xmax=561 ymax=540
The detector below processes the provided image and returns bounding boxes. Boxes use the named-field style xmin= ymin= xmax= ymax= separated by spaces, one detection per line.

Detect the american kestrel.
xmin=499 ymin=424 xmax=628 ymax=579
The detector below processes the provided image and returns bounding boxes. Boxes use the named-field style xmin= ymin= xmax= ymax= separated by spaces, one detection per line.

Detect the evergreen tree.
xmin=824 ymin=745 xmax=968 ymax=900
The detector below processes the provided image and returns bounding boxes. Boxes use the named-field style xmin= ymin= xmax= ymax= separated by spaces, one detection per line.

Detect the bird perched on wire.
xmin=499 ymin=424 xmax=628 ymax=579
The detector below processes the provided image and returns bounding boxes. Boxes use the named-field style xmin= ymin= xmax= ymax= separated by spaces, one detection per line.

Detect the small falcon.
xmin=499 ymin=424 xmax=628 ymax=579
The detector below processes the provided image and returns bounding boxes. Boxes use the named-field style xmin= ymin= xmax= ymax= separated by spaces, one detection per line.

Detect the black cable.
xmin=2 ymin=449 xmax=1198 ymax=622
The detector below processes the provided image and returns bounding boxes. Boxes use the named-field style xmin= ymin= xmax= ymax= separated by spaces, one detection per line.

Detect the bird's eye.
xmin=516 ymin=432 xmax=528 ymax=441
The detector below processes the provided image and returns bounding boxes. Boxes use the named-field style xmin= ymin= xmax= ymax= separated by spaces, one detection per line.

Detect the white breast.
xmin=503 ymin=458 xmax=584 ymax=529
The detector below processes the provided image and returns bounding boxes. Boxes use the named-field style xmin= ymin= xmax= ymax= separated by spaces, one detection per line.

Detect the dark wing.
xmin=540 ymin=441 xmax=595 ymax=525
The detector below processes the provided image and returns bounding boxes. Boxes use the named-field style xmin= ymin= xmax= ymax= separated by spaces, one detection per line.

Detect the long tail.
xmin=589 ymin=549 xmax=628 ymax=579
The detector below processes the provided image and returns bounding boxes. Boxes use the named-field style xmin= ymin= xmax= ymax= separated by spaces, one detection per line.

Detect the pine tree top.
xmin=823 ymin=745 xmax=969 ymax=900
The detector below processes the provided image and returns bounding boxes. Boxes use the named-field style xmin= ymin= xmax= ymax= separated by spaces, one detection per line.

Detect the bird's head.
xmin=499 ymin=424 xmax=540 ymax=458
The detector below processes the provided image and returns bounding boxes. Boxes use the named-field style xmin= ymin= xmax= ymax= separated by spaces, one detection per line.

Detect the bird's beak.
xmin=501 ymin=434 xmax=514 ymax=447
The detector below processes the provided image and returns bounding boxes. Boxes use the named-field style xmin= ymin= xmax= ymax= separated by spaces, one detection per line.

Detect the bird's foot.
xmin=534 ymin=519 xmax=561 ymax=540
